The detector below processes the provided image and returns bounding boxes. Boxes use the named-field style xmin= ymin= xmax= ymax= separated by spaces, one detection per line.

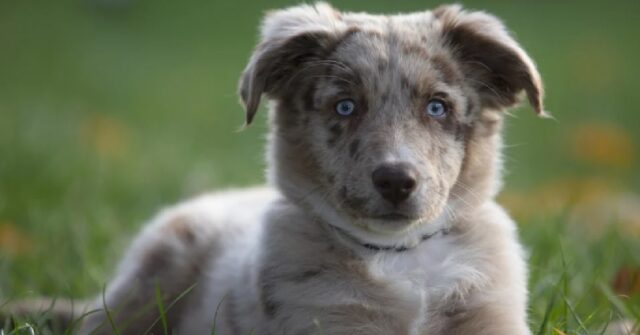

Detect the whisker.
xmin=452 ymin=181 xmax=483 ymax=204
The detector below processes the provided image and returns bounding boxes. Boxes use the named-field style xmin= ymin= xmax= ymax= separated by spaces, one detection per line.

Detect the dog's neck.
xmin=327 ymin=223 xmax=451 ymax=253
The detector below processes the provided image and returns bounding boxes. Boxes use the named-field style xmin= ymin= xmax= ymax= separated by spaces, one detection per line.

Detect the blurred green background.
xmin=1 ymin=0 xmax=639 ymax=332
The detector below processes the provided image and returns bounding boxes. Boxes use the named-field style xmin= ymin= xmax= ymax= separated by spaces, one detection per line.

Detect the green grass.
xmin=1 ymin=0 xmax=639 ymax=333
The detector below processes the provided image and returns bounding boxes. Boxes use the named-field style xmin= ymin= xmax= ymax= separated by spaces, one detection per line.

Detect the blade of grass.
xmin=8 ymin=322 xmax=36 ymax=335
xmin=142 ymin=283 xmax=197 ymax=335
xmin=102 ymin=285 xmax=121 ymax=335
xmin=111 ymin=282 xmax=163 ymax=333
xmin=36 ymin=296 xmax=59 ymax=331
xmin=154 ymin=284 xmax=169 ymax=335
xmin=560 ymin=242 xmax=569 ymax=334
xmin=583 ymin=307 xmax=603 ymax=326
xmin=597 ymin=311 xmax=614 ymax=335
xmin=211 ymin=293 xmax=227 ymax=335
xmin=562 ymin=296 xmax=589 ymax=333
xmin=64 ymin=308 xmax=103 ymax=335
xmin=536 ymin=274 xmax=562 ymax=335
xmin=43 ymin=297 xmax=58 ymax=317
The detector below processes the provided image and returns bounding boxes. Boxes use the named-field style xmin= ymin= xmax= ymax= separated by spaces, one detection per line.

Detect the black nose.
xmin=371 ymin=163 xmax=418 ymax=205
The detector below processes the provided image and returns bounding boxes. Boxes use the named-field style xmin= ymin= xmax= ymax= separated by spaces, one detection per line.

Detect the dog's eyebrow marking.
xmin=349 ymin=139 xmax=360 ymax=159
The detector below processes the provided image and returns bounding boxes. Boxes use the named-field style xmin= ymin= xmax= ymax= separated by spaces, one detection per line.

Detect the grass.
xmin=1 ymin=0 xmax=639 ymax=334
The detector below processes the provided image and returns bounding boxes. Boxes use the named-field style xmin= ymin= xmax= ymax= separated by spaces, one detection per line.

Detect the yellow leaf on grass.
xmin=553 ymin=328 xmax=568 ymax=335
xmin=570 ymin=123 xmax=634 ymax=169
xmin=0 ymin=221 xmax=34 ymax=256
xmin=80 ymin=114 xmax=130 ymax=160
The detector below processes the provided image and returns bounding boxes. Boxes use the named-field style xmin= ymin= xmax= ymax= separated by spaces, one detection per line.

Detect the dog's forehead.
xmin=329 ymin=14 xmax=450 ymax=84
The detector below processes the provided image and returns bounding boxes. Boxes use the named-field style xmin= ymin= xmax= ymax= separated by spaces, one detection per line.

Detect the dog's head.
xmin=239 ymin=3 xmax=544 ymax=246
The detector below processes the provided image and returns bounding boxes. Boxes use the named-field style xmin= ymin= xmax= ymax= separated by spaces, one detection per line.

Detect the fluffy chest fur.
xmin=368 ymin=233 xmax=467 ymax=296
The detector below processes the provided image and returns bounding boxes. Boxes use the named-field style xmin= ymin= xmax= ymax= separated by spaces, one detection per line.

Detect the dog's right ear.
xmin=239 ymin=3 xmax=345 ymax=125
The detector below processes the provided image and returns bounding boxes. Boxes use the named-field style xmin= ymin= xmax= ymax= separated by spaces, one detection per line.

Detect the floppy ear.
xmin=239 ymin=3 xmax=345 ymax=125
xmin=434 ymin=5 xmax=546 ymax=116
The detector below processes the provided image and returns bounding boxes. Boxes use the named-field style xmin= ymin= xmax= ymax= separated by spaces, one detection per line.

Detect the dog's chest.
xmin=366 ymin=234 xmax=460 ymax=302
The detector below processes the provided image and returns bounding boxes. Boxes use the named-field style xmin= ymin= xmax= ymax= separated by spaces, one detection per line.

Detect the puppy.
xmin=79 ymin=3 xmax=544 ymax=334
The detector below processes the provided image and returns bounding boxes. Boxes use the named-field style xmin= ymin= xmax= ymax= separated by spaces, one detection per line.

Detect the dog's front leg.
xmin=440 ymin=298 xmax=532 ymax=335
xmin=263 ymin=302 xmax=425 ymax=335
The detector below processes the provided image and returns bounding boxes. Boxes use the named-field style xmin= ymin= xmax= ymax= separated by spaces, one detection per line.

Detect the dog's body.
xmin=80 ymin=3 xmax=544 ymax=334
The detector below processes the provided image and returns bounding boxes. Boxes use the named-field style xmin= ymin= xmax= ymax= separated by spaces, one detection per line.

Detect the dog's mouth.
xmin=327 ymin=191 xmax=448 ymax=237
xmin=337 ymin=188 xmax=438 ymax=227
xmin=339 ymin=194 xmax=424 ymax=223
xmin=340 ymin=199 xmax=417 ymax=222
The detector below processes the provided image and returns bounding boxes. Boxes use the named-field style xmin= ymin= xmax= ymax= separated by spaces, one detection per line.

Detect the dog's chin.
xmin=356 ymin=209 xmax=439 ymax=234
xmin=345 ymin=200 xmax=445 ymax=234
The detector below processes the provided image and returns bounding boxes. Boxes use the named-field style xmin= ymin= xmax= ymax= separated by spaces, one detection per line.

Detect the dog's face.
xmin=290 ymin=34 xmax=471 ymax=231
xmin=240 ymin=3 xmax=543 ymax=244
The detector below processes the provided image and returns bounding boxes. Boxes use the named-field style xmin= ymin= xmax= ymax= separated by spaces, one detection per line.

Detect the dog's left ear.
xmin=434 ymin=5 xmax=546 ymax=116
xmin=239 ymin=3 xmax=344 ymax=125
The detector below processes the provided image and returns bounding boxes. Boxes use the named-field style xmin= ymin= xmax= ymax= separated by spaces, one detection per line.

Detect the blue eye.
xmin=335 ymin=99 xmax=356 ymax=116
xmin=426 ymin=99 xmax=447 ymax=118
